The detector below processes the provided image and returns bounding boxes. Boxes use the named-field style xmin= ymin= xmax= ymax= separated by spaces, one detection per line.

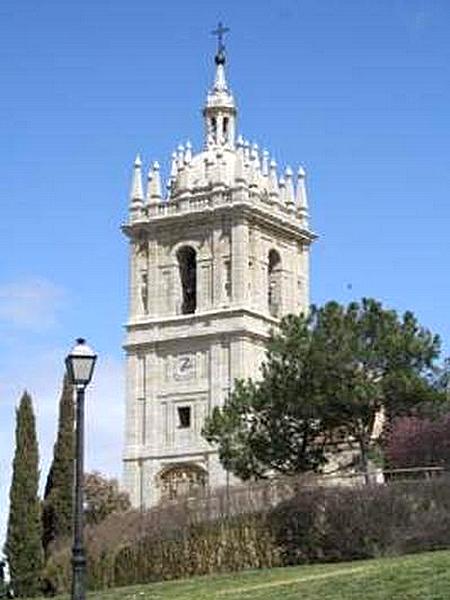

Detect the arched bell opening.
xmin=268 ymin=249 xmax=282 ymax=317
xmin=177 ymin=246 xmax=197 ymax=314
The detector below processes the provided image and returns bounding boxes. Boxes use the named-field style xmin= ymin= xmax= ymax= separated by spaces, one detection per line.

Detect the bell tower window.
xmin=268 ymin=249 xmax=281 ymax=317
xmin=223 ymin=117 xmax=229 ymax=142
xmin=177 ymin=246 xmax=197 ymax=314
xmin=211 ymin=117 xmax=217 ymax=143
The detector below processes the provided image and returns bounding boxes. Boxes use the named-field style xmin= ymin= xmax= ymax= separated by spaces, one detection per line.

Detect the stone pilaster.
xmin=231 ymin=218 xmax=249 ymax=305
xmin=147 ymin=240 xmax=158 ymax=317
xmin=124 ymin=353 xmax=139 ymax=449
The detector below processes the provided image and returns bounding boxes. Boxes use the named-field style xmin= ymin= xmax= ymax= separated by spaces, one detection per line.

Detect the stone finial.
xmin=279 ymin=176 xmax=286 ymax=205
xmin=167 ymin=151 xmax=178 ymax=197
xmin=130 ymin=154 xmax=144 ymax=210
xmin=296 ymin=166 xmax=308 ymax=207
xmin=296 ymin=165 xmax=309 ymax=225
xmin=177 ymin=144 xmax=185 ymax=169
xmin=184 ymin=140 xmax=193 ymax=165
xmin=234 ymin=135 xmax=247 ymax=184
xmin=249 ymin=143 xmax=261 ymax=189
xmin=285 ymin=166 xmax=295 ymax=208
xmin=148 ymin=161 xmax=162 ymax=201
xmin=262 ymin=150 xmax=269 ymax=177
xmin=145 ymin=166 xmax=153 ymax=204
xmin=170 ymin=151 xmax=178 ymax=178
xmin=243 ymin=139 xmax=251 ymax=166
xmin=251 ymin=143 xmax=260 ymax=168
xmin=269 ymin=158 xmax=279 ymax=199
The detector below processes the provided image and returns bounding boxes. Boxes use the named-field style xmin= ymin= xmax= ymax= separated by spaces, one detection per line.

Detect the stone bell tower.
xmin=122 ymin=29 xmax=316 ymax=507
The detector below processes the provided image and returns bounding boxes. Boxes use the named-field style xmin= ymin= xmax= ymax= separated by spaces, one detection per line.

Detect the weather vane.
xmin=212 ymin=21 xmax=230 ymax=55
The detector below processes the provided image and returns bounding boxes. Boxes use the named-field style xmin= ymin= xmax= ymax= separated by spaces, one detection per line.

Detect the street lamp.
xmin=65 ymin=338 xmax=97 ymax=600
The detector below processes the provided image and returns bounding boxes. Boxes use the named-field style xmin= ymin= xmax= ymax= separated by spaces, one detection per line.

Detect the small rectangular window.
xmin=177 ymin=406 xmax=191 ymax=429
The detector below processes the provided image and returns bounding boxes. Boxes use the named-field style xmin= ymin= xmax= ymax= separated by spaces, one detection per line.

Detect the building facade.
xmin=122 ymin=41 xmax=315 ymax=508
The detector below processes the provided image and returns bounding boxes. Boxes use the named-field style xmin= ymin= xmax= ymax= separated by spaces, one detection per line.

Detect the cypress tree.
xmin=42 ymin=375 xmax=74 ymax=555
xmin=4 ymin=391 xmax=43 ymax=597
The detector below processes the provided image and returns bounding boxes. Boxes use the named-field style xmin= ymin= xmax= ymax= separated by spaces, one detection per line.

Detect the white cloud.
xmin=0 ymin=278 xmax=66 ymax=331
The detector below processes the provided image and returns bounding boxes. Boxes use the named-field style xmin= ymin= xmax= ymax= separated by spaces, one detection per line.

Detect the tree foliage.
xmin=42 ymin=375 xmax=75 ymax=554
xmin=313 ymin=299 xmax=441 ymax=472
xmin=203 ymin=312 xmax=331 ymax=479
xmin=203 ymin=299 xmax=442 ymax=480
xmin=84 ymin=472 xmax=131 ymax=526
xmin=385 ymin=415 xmax=450 ymax=469
xmin=4 ymin=392 xmax=43 ymax=597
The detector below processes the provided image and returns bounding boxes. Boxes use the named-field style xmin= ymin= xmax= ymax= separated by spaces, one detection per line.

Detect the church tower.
xmin=122 ymin=28 xmax=315 ymax=507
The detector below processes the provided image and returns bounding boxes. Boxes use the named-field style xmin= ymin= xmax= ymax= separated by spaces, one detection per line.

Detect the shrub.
xmin=84 ymin=472 xmax=131 ymax=526
xmin=42 ymin=502 xmax=280 ymax=593
xmin=385 ymin=415 xmax=450 ymax=469
xmin=42 ymin=477 xmax=450 ymax=594
xmin=269 ymin=477 xmax=450 ymax=564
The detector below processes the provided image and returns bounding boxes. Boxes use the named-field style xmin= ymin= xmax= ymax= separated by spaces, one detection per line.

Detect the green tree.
xmin=313 ymin=299 xmax=440 ymax=476
xmin=203 ymin=299 xmax=441 ymax=480
xmin=42 ymin=375 xmax=74 ymax=555
xmin=203 ymin=310 xmax=334 ymax=479
xmin=4 ymin=392 xmax=43 ymax=597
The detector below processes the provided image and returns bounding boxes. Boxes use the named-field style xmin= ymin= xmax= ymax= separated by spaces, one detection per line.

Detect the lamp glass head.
xmin=65 ymin=338 xmax=97 ymax=386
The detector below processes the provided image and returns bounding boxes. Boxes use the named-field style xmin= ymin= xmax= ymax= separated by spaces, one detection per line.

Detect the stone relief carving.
xmin=173 ymin=354 xmax=196 ymax=381
xmin=158 ymin=463 xmax=207 ymax=500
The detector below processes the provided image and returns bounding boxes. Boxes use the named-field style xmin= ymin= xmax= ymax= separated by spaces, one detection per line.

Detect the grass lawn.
xmin=41 ymin=549 xmax=450 ymax=599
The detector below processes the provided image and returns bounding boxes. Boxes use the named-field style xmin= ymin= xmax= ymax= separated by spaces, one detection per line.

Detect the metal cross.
xmin=212 ymin=21 xmax=230 ymax=53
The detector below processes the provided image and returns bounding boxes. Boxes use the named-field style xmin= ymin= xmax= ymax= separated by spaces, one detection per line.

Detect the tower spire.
xmin=211 ymin=21 xmax=230 ymax=91
xmin=203 ymin=22 xmax=237 ymax=148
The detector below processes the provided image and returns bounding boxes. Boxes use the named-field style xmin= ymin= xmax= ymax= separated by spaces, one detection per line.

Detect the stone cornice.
xmin=123 ymin=196 xmax=317 ymax=245
xmin=126 ymin=305 xmax=278 ymax=329
xmin=123 ymin=448 xmax=217 ymax=461
xmin=123 ymin=306 xmax=277 ymax=350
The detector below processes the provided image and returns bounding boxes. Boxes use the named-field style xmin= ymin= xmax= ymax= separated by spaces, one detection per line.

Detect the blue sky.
xmin=1 ymin=0 xmax=449 ymax=544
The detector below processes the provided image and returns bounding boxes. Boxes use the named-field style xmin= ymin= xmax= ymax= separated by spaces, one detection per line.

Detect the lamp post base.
xmin=71 ymin=546 xmax=86 ymax=600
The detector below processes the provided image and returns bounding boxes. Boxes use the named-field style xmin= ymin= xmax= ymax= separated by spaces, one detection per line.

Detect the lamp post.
xmin=65 ymin=338 xmax=97 ymax=600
